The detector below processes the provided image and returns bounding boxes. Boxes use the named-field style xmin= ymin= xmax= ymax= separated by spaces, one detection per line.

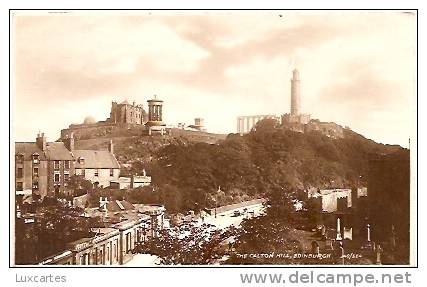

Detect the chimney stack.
xmin=108 ymin=139 xmax=114 ymax=155
xmin=36 ymin=132 xmax=47 ymax=151
xmin=64 ymin=132 xmax=75 ymax=152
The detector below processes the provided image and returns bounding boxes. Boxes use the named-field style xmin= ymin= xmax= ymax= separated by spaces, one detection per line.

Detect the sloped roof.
xmin=106 ymin=200 xmax=135 ymax=212
xmin=15 ymin=142 xmax=73 ymax=161
xmin=73 ymin=150 xmax=120 ymax=169
xmin=15 ymin=143 xmax=47 ymax=160
xmin=45 ymin=142 xmax=74 ymax=160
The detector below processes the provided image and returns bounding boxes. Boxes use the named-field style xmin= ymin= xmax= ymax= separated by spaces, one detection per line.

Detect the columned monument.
xmin=236 ymin=115 xmax=279 ymax=135
xmin=145 ymin=95 xmax=166 ymax=135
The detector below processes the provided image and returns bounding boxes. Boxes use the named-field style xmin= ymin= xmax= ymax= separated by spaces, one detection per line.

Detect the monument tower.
xmin=290 ymin=68 xmax=300 ymax=116
xmin=281 ymin=68 xmax=310 ymax=125
xmin=145 ymin=95 xmax=166 ymax=135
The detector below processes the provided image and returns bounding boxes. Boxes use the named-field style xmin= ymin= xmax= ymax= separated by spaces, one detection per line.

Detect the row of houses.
xmin=37 ymin=202 xmax=166 ymax=266
xmin=15 ymin=132 xmax=151 ymax=199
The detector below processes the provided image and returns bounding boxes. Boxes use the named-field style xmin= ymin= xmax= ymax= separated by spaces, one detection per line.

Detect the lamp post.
xmin=367 ymin=223 xmax=371 ymax=242
xmin=214 ymin=186 xmax=222 ymax=218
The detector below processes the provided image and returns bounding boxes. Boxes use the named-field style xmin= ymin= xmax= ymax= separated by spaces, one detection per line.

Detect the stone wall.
xmin=61 ymin=124 xmax=147 ymax=141
xmin=305 ymin=120 xmax=344 ymax=139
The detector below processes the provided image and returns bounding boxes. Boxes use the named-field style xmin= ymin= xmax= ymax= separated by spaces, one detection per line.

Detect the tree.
xmin=68 ymin=175 xmax=93 ymax=197
xmin=15 ymin=199 xmax=102 ymax=264
xmin=134 ymin=221 xmax=233 ymax=265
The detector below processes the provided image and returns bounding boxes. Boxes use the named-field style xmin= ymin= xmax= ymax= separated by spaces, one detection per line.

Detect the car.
xmin=232 ymin=210 xmax=241 ymax=217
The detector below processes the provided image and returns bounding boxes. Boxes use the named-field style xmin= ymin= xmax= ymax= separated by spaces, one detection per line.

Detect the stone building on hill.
xmin=107 ymin=100 xmax=147 ymax=125
xmin=281 ymin=68 xmax=311 ymax=125
xmin=60 ymin=100 xmax=148 ymax=140
xmin=237 ymin=68 xmax=345 ymax=139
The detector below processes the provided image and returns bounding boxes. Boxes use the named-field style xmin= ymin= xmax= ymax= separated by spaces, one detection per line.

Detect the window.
xmin=94 ymin=169 xmax=99 ymax=177
xmin=64 ymin=160 xmax=70 ymax=170
xmin=32 ymin=154 xmax=40 ymax=164
xmin=64 ymin=173 xmax=70 ymax=182
xmin=16 ymin=182 xmax=23 ymax=191
xmin=54 ymin=173 xmax=60 ymax=182
xmin=33 ymin=167 xmax=39 ymax=177
xmin=33 ymin=181 xmax=39 ymax=190
xmin=54 ymin=160 xmax=60 ymax=169
xmin=81 ymin=169 xmax=86 ymax=177
xmin=126 ymin=233 xmax=131 ymax=252
xmin=16 ymin=154 xmax=24 ymax=164
xmin=106 ymin=246 xmax=111 ymax=264
xmin=78 ymin=157 xmax=85 ymax=165
xmin=110 ymin=168 xmax=114 ymax=177
xmin=16 ymin=168 xmax=23 ymax=178
xmin=113 ymin=243 xmax=117 ymax=262
xmin=54 ymin=185 xmax=60 ymax=196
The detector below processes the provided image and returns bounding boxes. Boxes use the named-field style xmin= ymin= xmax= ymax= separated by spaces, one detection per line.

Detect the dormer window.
xmin=32 ymin=153 xmax=40 ymax=164
xmin=16 ymin=154 xmax=24 ymax=164
xmin=78 ymin=157 xmax=85 ymax=165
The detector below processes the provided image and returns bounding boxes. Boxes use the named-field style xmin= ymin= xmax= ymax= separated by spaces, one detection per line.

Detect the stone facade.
xmin=236 ymin=115 xmax=280 ymax=134
xmin=15 ymin=133 xmax=121 ymax=198
xmin=145 ymin=96 xmax=167 ymax=135
xmin=15 ymin=133 xmax=75 ymax=199
xmin=73 ymin=140 xmax=121 ymax=187
xmin=75 ymin=167 xmax=120 ymax=188
xmin=281 ymin=113 xmax=311 ymax=125
xmin=283 ymin=68 xmax=311 ymax=125
xmin=108 ymin=100 xmax=147 ymax=125
xmin=38 ymin=205 xmax=166 ymax=266
xmin=304 ymin=120 xmax=344 ymax=139
xmin=188 ymin=118 xmax=206 ymax=131
xmin=60 ymin=100 xmax=147 ymax=140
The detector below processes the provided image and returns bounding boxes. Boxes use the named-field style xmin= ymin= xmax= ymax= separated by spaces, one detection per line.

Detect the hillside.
xmin=72 ymin=119 xmax=405 ymax=213
xmin=75 ymin=128 xmax=226 ymax=164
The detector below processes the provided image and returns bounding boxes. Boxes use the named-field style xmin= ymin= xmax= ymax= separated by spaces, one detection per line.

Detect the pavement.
xmin=124 ymin=254 xmax=161 ymax=266
xmin=201 ymin=203 xmax=266 ymax=230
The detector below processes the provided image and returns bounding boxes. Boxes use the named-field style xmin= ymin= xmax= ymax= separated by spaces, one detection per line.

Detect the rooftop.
xmin=74 ymin=149 xmax=120 ymax=169
xmin=15 ymin=142 xmax=73 ymax=161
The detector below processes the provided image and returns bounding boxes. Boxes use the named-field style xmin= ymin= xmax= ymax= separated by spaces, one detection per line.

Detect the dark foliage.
xmin=137 ymin=120 xmax=403 ymax=213
xmin=15 ymin=200 xmax=102 ymax=265
xmin=133 ymin=222 xmax=234 ymax=265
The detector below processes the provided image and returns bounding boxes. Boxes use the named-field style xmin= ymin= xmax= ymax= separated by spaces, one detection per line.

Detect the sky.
xmin=12 ymin=11 xmax=416 ymax=147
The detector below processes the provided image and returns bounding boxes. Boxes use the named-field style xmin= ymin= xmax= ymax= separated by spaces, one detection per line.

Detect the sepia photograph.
xmin=10 ymin=10 xmax=417 ymax=267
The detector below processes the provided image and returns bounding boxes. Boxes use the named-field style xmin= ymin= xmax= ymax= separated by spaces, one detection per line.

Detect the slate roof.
xmin=45 ymin=142 xmax=74 ymax=160
xmin=15 ymin=142 xmax=73 ymax=161
xmin=15 ymin=143 xmax=47 ymax=160
xmin=105 ymin=200 xmax=135 ymax=212
xmin=73 ymin=150 xmax=120 ymax=169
